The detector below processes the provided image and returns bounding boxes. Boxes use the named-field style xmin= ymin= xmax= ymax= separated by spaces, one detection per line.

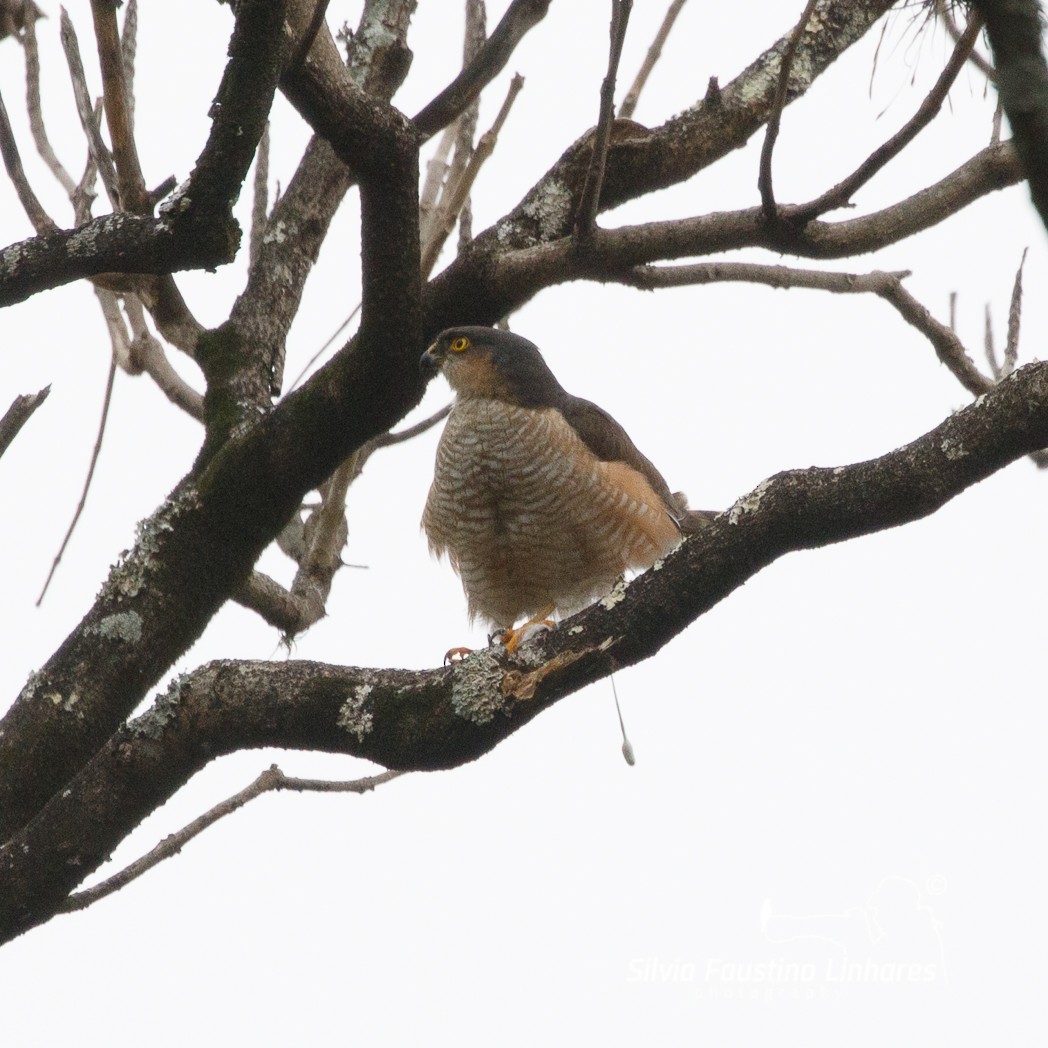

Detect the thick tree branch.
xmin=972 ymin=0 xmax=1048 ymax=233
xmin=460 ymin=142 xmax=1022 ymax=329
xmin=0 ymin=0 xmax=288 ymax=308
xmin=6 ymin=356 xmax=1048 ymax=942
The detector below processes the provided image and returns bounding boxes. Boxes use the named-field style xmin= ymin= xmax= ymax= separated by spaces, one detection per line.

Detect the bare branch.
xmin=123 ymin=295 xmax=205 ymax=419
xmin=618 ymin=0 xmax=687 ymax=120
xmin=11 ymin=354 xmax=1048 ymax=941
xmin=758 ymin=0 xmax=819 ymax=221
xmin=574 ymin=0 xmax=632 ymax=239
xmin=60 ymin=8 xmax=119 ymax=207
xmin=60 ymin=764 xmax=402 ymax=913
xmin=37 ymin=356 xmax=118 ymax=606
xmin=90 ymin=0 xmax=149 ymax=212
xmin=370 ymin=402 xmax=452 ymax=449
xmin=0 ymin=85 xmax=58 ymax=233
xmin=972 ymin=0 xmax=1048 ymax=233
xmin=612 ymin=261 xmax=993 ymax=396
xmin=412 ymin=0 xmax=550 ymax=138
xmin=936 ymin=0 xmax=996 ymax=81
xmin=1004 ymin=246 xmax=1027 ymax=376
xmin=0 ymin=386 xmax=49 ymax=461
xmin=420 ymin=74 xmax=525 ymax=276
xmin=22 ymin=14 xmax=78 ymax=198
xmin=794 ymin=12 xmax=984 ymax=222
xmin=249 ymin=122 xmax=271 ymax=267
xmin=872 ymin=276 xmax=994 ymax=396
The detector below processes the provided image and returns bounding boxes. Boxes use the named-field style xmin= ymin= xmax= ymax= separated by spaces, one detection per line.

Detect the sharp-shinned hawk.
xmin=421 ymin=326 xmax=711 ymax=652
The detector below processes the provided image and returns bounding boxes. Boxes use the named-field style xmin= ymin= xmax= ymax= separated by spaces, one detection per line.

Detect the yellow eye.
xmin=450 ymin=336 xmax=471 ymax=353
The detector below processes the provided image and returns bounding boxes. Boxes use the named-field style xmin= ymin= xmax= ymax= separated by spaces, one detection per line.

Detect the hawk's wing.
xmin=558 ymin=395 xmax=679 ymax=514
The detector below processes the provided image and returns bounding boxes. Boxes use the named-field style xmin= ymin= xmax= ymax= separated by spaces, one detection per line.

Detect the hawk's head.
xmin=421 ymin=326 xmax=567 ymax=407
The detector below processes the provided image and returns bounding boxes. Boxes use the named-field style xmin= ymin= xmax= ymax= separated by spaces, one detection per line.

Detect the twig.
xmin=37 ymin=355 xmax=118 ymax=605
xmin=420 ymin=73 xmax=524 ymax=276
xmin=0 ymin=386 xmax=50 ymax=461
xmin=121 ymin=0 xmax=138 ymax=131
xmin=793 ymin=12 xmax=983 ymax=222
xmin=935 ymin=0 xmax=995 ymax=80
xmin=250 ymin=122 xmax=271 ymax=268
xmin=758 ymin=0 xmax=819 ymax=222
xmin=1004 ymin=246 xmax=1027 ymax=377
xmin=22 ymin=14 xmax=78 ymax=198
xmin=618 ymin=0 xmax=687 ymax=119
xmin=613 ymin=261 xmax=994 ymax=396
xmin=574 ymin=0 xmax=632 ymax=239
xmin=60 ymin=764 xmax=403 ymax=913
xmin=456 ymin=0 xmax=487 ymax=250
xmin=59 ymin=7 xmax=119 ymax=207
xmin=412 ymin=0 xmax=551 ymax=138
xmin=985 ymin=303 xmax=999 ymax=379
xmin=123 ymin=295 xmax=205 ymax=419
xmin=90 ymin=0 xmax=148 ymax=211
xmin=419 ymin=124 xmax=457 ymax=245
xmin=614 ymin=260 xmax=912 ymax=293
xmin=370 ymin=402 xmax=452 ymax=449
xmin=0 ymin=85 xmax=58 ymax=233
xmin=287 ymin=302 xmax=362 ymax=393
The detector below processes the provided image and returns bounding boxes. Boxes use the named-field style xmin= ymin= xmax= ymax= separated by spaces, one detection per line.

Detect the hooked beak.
xmin=420 ymin=341 xmax=445 ymax=377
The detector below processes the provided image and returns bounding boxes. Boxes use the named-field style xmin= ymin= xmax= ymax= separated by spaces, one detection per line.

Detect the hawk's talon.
xmin=498 ymin=618 xmax=555 ymax=654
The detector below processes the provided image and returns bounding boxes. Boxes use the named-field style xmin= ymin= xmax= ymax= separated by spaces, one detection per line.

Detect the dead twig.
xmin=1004 ymin=246 xmax=1026 ymax=377
xmin=59 ymin=7 xmax=118 ymax=207
xmin=0 ymin=85 xmax=58 ymax=233
xmin=0 ymin=386 xmax=50 ymax=461
xmin=618 ymin=0 xmax=687 ymax=119
xmin=793 ymin=13 xmax=984 ymax=222
xmin=60 ymin=764 xmax=403 ymax=913
xmin=22 ymin=14 xmax=78 ymax=198
xmin=613 ymin=261 xmax=994 ymax=396
xmin=935 ymin=0 xmax=995 ymax=81
xmin=37 ymin=356 xmax=118 ymax=605
xmin=420 ymin=73 xmax=524 ymax=276
xmin=758 ymin=0 xmax=819 ymax=223
xmin=250 ymin=122 xmax=271 ymax=269
xmin=90 ymin=0 xmax=148 ymax=211
xmin=574 ymin=0 xmax=632 ymax=239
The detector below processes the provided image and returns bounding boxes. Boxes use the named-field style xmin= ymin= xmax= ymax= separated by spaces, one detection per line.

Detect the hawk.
xmin=421 ymin=326 xmax=711 ymax=652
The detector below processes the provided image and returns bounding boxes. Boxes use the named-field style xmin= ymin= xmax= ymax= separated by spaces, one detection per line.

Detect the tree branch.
xmin=60 ymin=764 xmax=402 ymax=913
xmin=0 ymin=385 xmax=49 ymax=460
xmin=7 ymin=356 xmax=1048 ymax=942
xmin=758 ymin=0 xmax=819 ymax=222
xmin=972 ymin=0 xmax=1048 ymax=233
xmin=574 ymin=0 xmax=632 ymax=238
xmin=412 ymin=0 xmax=551 ymax=138
xmin=618 ymin=0 xmax=687 ymax=120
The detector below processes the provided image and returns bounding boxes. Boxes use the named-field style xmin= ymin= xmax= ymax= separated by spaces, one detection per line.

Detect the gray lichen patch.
xmin=105 ymin=484 xmax=202 ymax=600
xmin=130 ymin=674 xmax=186 ymax=740
xmin=728 ymin=477 xmax=773 ymax=524
xmin=451 ymin=649 xmax=507 ymax=725
xmin=338 ymin=683 xmax=375 ymax=741
xmin=599 ymin=577 xmax=629 ymax=611
xmin=86 ymin=610 xmax=143 ymax=644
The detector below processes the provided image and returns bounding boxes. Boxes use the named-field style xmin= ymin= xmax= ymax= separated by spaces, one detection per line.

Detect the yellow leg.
xmin=498 ymin=606 xmax=556 ymax=654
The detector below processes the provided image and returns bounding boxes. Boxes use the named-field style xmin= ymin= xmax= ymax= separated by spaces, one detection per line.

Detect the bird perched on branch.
xmin=421 ymin=326 xmax=713 ymax=655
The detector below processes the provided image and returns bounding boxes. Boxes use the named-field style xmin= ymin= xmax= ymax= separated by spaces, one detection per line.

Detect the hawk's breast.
xmin=423 ymin=397 xmax=680 ymax=627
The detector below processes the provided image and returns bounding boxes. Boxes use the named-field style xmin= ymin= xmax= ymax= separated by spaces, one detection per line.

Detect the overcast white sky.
xmin=2 ymin=2 xmax=1047 ymax=1045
